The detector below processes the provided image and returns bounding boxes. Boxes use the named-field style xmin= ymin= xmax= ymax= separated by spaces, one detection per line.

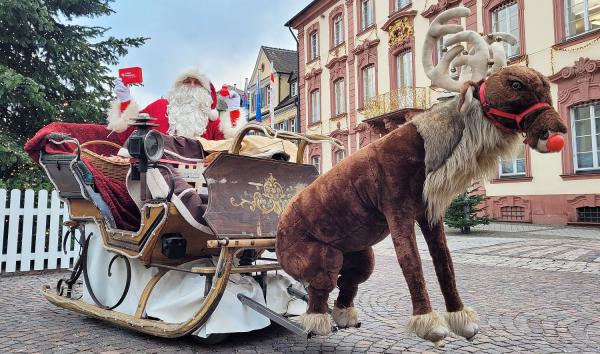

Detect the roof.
xmin=262 ymin=46 xmax=298 ymax=75
xmin=285 ymin=0 xmax=319 ymax=27
xmin=275 ymin=94 xmax=297 ymax=111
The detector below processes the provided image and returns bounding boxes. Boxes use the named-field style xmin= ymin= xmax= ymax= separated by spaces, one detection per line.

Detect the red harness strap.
xmin=479 ymin=82 xmax=551 ymax=132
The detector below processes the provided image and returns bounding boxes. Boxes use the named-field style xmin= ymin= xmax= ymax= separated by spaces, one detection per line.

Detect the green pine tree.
xmin=0 ymin=0 xmax=147 ymax=189
xmin=444 ymin=184 xmax=493 ymax=234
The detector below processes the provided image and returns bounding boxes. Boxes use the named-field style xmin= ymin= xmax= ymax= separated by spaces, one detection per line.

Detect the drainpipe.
xmin=287 ymin=24 xmax=300 ymax=134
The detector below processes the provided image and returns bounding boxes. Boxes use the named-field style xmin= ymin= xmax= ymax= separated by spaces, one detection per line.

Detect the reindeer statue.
xmin=276 ymin=7 xmax=567 ymax=346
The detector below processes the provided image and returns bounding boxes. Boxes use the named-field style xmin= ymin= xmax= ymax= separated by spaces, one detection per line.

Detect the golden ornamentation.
xmin=363 ymin=87 xmax=430 ymax=119
xmin=388 ymin=18 xmax=413 ymax=48
xmin=230 ymin=174 xmax=292 ymax=215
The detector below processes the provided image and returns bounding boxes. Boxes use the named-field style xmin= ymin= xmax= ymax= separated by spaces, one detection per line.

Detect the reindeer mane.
xmin=411 ymin=97 xmax=521 ymax=224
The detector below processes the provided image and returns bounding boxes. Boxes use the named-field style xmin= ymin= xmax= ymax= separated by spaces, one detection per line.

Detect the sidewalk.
xmin=446 ymin=221 xmax=600 ymax=240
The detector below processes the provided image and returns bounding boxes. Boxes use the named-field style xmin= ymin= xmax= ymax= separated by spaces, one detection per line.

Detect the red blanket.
xmin=25 ymin=123 xmax=140 ymax=231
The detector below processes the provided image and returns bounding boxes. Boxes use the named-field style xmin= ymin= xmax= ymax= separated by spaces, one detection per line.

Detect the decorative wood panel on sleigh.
xmin=29 ymin=122 xmax=344 ymax=340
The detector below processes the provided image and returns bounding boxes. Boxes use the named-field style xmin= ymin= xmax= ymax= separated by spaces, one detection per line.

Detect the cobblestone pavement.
xmin=1 ymin=223 xmax=599 ymax=353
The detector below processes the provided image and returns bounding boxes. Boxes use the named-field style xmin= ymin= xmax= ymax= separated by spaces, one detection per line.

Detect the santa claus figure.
xmin=216 ymin=84 xmax=248 ymax=139
xmin=107 ymin=68 xmax=244 ymax=143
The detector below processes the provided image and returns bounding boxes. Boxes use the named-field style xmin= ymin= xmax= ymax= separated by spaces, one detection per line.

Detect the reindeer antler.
xmin=423 ymin=7 xmax=491 ymax=113
xmin=484 ymin=32 xmax=517 ymax=74
xmin=422 ymin=7 xmax=471 ymax=93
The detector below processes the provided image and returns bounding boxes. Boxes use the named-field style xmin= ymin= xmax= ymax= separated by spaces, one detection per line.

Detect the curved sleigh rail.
xmin=43 ymin=246 xmax=235 ymax=338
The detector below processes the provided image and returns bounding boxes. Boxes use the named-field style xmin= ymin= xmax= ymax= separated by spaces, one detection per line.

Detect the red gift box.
xmin=119 ymin=67 xmax=143 ymax=85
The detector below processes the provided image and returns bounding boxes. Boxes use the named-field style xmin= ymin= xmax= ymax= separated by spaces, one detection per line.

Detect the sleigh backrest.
xmin=202 ymin=153 xmax=319 ymax=238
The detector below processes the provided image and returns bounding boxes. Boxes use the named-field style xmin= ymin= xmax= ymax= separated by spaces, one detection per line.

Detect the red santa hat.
xmin=174 ymin=67 xmax=219 ymax=121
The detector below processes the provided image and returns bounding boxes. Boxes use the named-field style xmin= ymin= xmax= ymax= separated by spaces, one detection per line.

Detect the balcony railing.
xmin=362 ymin=86 xmax=429 ymax=120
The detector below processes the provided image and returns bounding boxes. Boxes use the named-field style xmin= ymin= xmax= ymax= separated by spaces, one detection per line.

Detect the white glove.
xmin=114 ymin=78 xmax=131 ymax=102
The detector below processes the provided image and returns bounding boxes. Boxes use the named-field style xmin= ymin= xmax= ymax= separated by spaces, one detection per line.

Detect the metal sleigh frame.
xmin=40 ymin=124 xmax=343 ymax=339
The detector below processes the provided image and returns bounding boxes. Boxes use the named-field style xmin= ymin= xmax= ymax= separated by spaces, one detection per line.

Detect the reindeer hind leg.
xmin=277 ymin=229 xmax=342 ymax=335
xmin=333 ymin=247 xmax=375 ymax=328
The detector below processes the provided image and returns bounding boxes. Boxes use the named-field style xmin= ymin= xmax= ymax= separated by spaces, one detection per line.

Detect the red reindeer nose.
xmin=546 ymin=133 xmax=564 ymax=152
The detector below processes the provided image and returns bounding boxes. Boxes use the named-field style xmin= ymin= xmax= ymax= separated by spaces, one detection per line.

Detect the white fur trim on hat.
xmin=106 ymin=100 xmax=140 ymax=133
xmin=173 ymin=67 xmax=211 ymax=90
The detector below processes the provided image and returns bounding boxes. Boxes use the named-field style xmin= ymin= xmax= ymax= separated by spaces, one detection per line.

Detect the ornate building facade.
xmin=286 ymin=0 xmax=600 ymax=225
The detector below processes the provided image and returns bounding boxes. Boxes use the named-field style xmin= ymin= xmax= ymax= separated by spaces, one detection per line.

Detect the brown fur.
xmin=276 ymin=66 xmax=566 ymax=342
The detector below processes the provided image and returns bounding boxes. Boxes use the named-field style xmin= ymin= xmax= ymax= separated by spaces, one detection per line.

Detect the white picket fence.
xmin=0 ymin=189 xmax=80 ymax=273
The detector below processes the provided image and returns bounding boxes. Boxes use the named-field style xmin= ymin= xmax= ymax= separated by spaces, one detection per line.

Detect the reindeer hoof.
xmin=301 ymin=313 xmax=333 ymax=336
xmin=332 ymin=305 xmax=360 ymax=328
xmin=406 ymin=311 xmax=450 ymax=344
xmin=424 ymin=325 xmax=450 ymax=343
xmin=446 ymin=307 xmax=480 ymax=341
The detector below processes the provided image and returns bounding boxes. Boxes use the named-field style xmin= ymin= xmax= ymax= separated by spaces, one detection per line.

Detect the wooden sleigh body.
xmin=39 ymin=124 xmax=342 ymax=340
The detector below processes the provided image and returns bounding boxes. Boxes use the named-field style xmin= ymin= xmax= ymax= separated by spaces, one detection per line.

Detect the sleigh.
xmin=32 ymin=121 xmax=342 ymax=342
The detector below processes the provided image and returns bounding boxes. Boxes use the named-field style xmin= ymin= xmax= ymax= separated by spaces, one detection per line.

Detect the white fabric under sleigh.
xmin=82 ymin=230 xmax=307 ymax=337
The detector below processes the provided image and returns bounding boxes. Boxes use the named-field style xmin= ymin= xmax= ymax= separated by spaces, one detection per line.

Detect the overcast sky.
xmin=80 ymin=1 xmax=309 ymax=106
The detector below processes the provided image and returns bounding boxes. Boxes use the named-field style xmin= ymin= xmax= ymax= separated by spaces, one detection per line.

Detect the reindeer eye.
xmin=510 ymin=80 xmax=524 ymax=90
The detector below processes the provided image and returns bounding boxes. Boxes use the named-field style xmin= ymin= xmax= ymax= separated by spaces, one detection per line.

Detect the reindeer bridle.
xmin=478 ymin=82 xmax=551 ymax=133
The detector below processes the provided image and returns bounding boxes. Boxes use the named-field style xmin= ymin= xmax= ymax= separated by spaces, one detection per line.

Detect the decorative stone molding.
xmin=566 ymin=194 xmax=600 ymax=222
xmin=329 ymin=128 xmax=349 ymax=165
xmin=304 ymin=68 xmax=323 ymax=81
xmin=549 ymin=58 xmax=600 ymax=87
xmin=548 ymin=58 xmax=600 ymax=175
xmin=382 ymin=9 xmax=417 ymax=31
xmin=353 ymin=38 xmax=380 ymax=55
xmin=421 ymin=0 xmax=462 ymax=18
xmin=325 ymin=55 xmax=348 ymax=70
xmin=491 ymin=196 xmax=532 ymax=222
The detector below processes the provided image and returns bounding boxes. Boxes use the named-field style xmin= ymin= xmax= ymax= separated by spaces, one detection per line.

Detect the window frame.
xmin=394 ymin=0 xmax=410 ymax=12
xmin=335 ymin=149 xmax=345 ymax=164
xmin=310 ymin=89 xmax=321 ymax=124
xmin=571 ymin=103 xmax=600 ymax=171
xmin=361 ymin=0 xmax=374 ymax=30
xmin=333 ymin=78 xmax=346 ymax=116
xmin=290 ymin=81 xmax=297 ymax=97
xmin=564 ymin=0 xmax=600 ymax=38
xmin=395 ymin=50 xmax=413 ymax=88
xmin=483 ymin=0 xmax=525 ymax=59
xmin=310 ymin=31 xmax=319 ymax=61
xmin=333 ymin=14 xmax=344 ymax=47
xmin=311 ymin=155 xmax=321 ymax=173
xmin=491 ymin=1 xmax=521 ymax=57
xmin=362 ymin=64 xmax=376 ymax=102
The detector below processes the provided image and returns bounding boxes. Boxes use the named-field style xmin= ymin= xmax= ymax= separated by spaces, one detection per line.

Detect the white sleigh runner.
xmin=38 ymin=117 xmax=343 ymax=343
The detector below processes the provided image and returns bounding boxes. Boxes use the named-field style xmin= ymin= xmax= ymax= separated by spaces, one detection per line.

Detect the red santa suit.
xmin=107 ymin=69 xmax=225 ymax=144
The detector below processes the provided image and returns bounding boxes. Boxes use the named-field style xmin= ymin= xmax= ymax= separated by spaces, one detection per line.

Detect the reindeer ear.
xmin=458 ymin=81 xmax=477 ymax=114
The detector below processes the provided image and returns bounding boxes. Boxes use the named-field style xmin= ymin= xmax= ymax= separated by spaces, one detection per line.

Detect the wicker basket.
xmin=80 ymin=140 xmax=130 ymax=181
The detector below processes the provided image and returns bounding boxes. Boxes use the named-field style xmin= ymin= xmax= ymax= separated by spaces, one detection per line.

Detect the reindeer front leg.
xmin=418 ymin=216 xmax=479 ymax=341
xmin=386 ymin=213 xmax=449 ymax=346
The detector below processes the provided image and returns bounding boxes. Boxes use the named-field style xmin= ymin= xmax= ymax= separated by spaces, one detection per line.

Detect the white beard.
xmin=166 ymin=85 xmax=213 ymax=138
